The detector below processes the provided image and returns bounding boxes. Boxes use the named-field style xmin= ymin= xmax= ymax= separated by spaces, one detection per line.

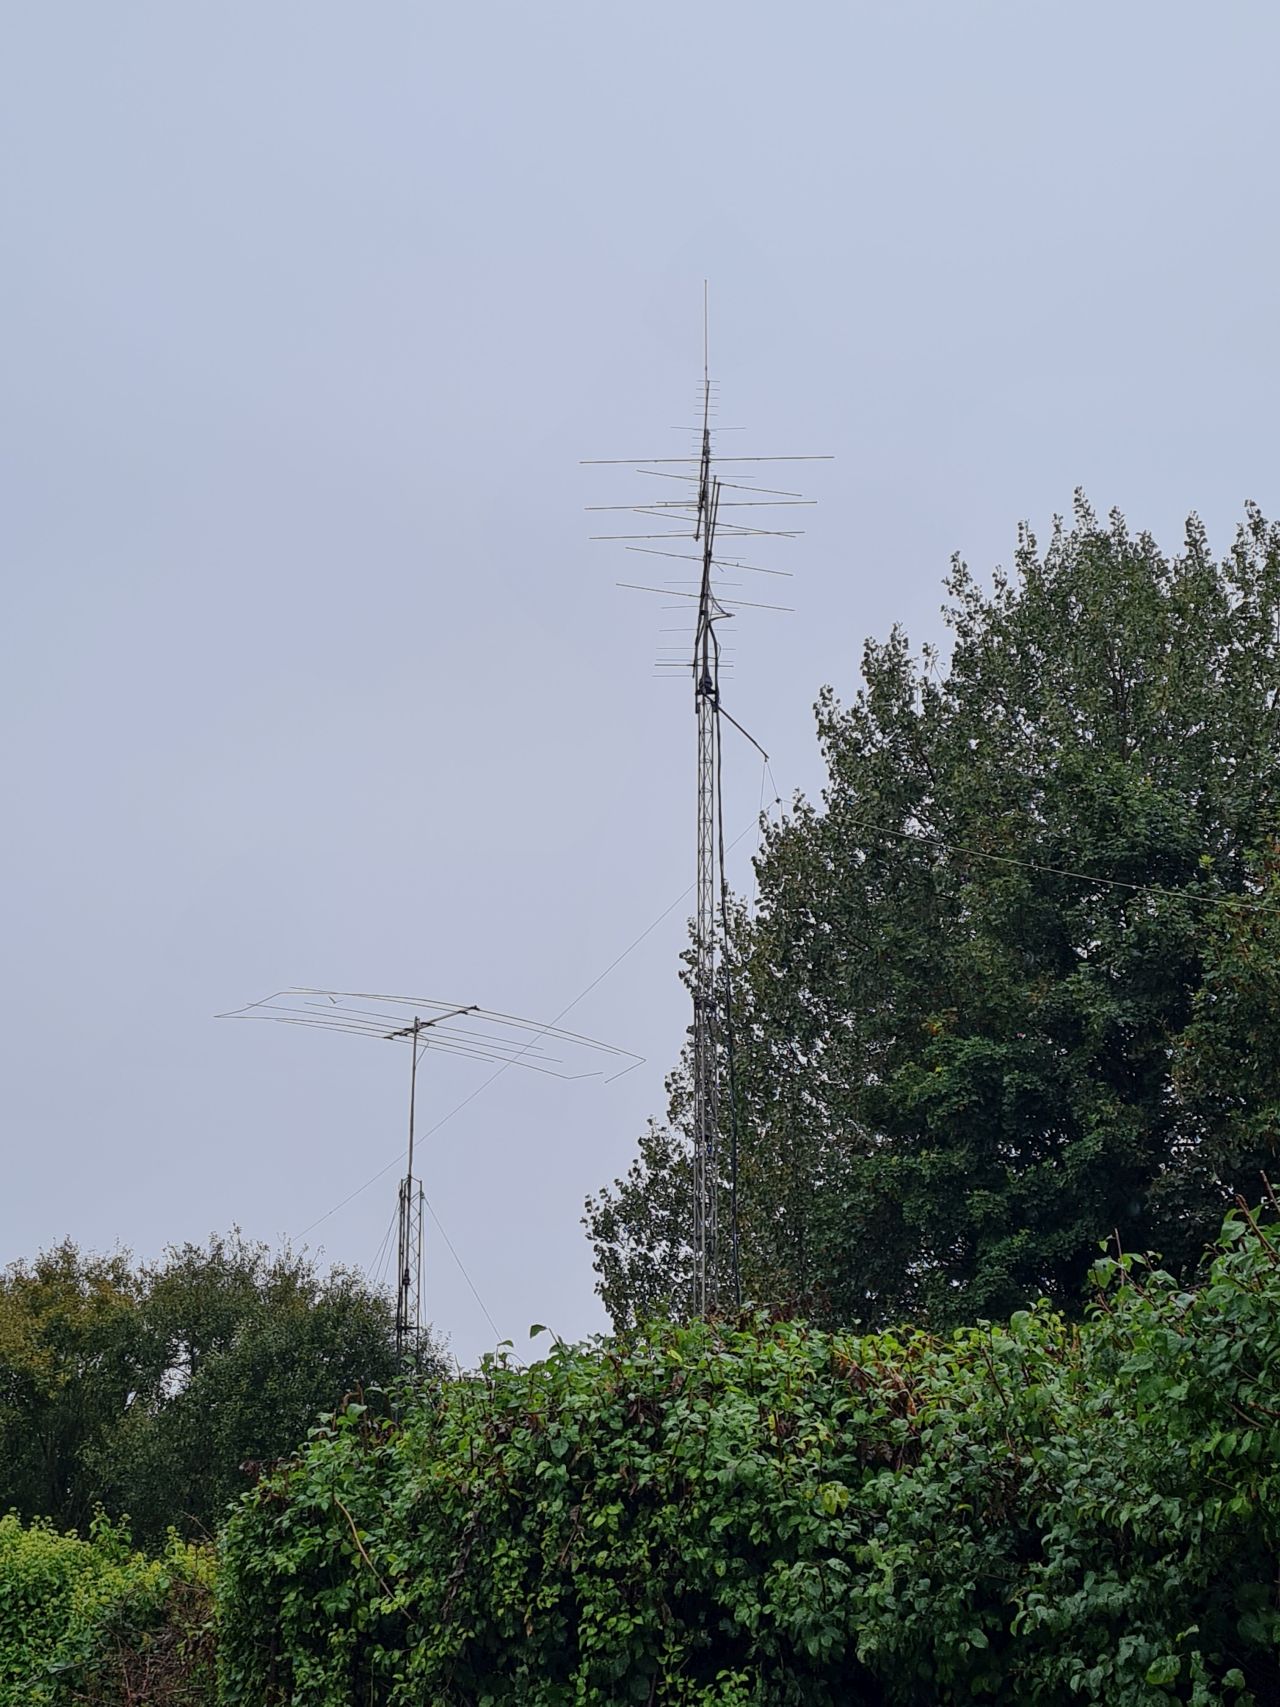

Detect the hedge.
xmin=218 ymin=1205 xmax=1280 ymax=1705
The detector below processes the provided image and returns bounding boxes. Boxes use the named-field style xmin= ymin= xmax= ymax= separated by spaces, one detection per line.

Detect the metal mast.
xmin=388 ymin=1010 xmax=472 ymax=1366
xmin=583 ymin=295 xmax=829 ymax=1318
xmin=692 ymin=318 xmax=724 ymax=1315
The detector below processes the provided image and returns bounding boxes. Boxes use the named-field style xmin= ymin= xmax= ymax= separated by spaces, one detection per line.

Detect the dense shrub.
xmin=0 ymin=1512 xmax=213 ymax=1706
xmin=219 ymin=1207 xmax=1280 ymax=1705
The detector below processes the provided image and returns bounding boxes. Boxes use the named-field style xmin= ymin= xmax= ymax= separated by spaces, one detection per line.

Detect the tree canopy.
xmin=587 ymin=498 xmax=1280 ymax=1329
xmin=0 ymin=1231 xmax=427 ymax=1542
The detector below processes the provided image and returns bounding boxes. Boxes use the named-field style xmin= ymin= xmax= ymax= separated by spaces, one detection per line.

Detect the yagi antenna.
xmin=582 ymin=285 xmax=829 ymax=1320
xmin=218 ymin=988 xmax=642 ymax=1364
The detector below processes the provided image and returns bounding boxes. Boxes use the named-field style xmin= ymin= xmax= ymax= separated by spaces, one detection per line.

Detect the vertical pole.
xmin=407 ymin=1019 xmax=419 ymax=1185
xmin=396 ymin=1020 xmax=424 ymax=1365
xmin=691 ymin=343 xmax=721 ymax=1314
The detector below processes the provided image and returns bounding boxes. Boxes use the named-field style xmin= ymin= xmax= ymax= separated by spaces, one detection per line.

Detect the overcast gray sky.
xmin=3 ymin=3 xmax=1278 ymax=1364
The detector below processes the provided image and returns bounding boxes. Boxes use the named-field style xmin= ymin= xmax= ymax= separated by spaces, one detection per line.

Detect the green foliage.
xmin=588 ymin=498 xmax=1280 ymax=1329
xmin=0 ymin=1511 xmax=213 ymax=1706
xmin=219 ymin=1207 xmax=1280 ymax=1704
xmin=93 ymin=1233 xmax=414 ymax=1543
xmin=0 ymin=1245 xmax=143 ymax=1531
xmin=0 ymin=1231 xmax=424 ymax=1543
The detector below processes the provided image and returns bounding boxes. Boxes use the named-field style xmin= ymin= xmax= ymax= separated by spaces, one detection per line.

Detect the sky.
xmin=3 ymin=3 xmax=1279 ymax=1365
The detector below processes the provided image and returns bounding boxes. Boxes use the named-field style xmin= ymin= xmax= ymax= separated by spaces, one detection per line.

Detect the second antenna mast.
xmin=219 ymin=989 xmax=642 ymax=1358
xmin=389 ymin=1008 xmax=474 ymax=1362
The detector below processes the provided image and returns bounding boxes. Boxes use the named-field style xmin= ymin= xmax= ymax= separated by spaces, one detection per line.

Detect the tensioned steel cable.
xmin=368 ymin=1204 xmax=397 ymax=1291
xmin=827 ymin=814 xmax=1280 ymax=912
xmin=751 ymin=756 xmax=782 ymax=916
xmin=422 ymin=1194 xmax=503 ymax=1344
xmin=715 ymin=705 xmax=745 ymax=1309
xmin=294 ymin=820 xmax=761 ymax=1244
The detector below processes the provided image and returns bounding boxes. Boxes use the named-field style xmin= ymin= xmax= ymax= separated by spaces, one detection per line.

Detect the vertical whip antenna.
xmin=584 ymin=292 xmax=830 ymax=1316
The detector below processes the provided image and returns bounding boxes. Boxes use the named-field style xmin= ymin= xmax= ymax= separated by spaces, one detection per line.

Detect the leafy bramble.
xmin=220 ymin=1205 xmax=1280 ymax=1704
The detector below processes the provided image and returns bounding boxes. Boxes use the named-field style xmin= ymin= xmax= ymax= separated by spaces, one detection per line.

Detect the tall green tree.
xmin=586 ymin=498 xmax=1280 ymax=1328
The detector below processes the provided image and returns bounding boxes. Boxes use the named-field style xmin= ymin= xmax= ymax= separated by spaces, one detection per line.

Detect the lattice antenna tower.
xmin=218 ymin=989 xmax=642 ymax=1364
xmin=585 ymin=290 xmax=828 ymax=1316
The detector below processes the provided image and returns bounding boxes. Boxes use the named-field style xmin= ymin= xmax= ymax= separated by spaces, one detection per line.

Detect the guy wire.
xmin=294 ymin=820 xmax=763 ymax=1245
xmin=742 ymin=757 xmax=1272 ymax=919
xmin=715 ymin=701 xmax=744 ymax=1310
xmin=826 ymin=815 xmax=1280 ymax=913
xmin=750 ymin=756 xmax=770 ymax=916
xmin=369 ymin=1203 xmax=397 ymax=1290
xmin=423 ymin=1194 xmax=503 ymax=1345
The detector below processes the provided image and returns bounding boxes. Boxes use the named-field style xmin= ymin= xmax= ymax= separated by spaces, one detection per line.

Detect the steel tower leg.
xmin=395 ymin=1175 xmax=424 ymax=1364
xmin=693 ymin=658 xmax=720 ymax=1315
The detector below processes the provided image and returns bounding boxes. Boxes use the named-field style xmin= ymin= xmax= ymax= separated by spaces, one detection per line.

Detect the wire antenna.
xmin=218 ymin=988 xmax=642 ymax=1363
xmin=583 ymin=287 xmax=829 ymax=1317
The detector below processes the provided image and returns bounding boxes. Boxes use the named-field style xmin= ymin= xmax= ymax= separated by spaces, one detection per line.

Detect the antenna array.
xmin=218 ymin=988 xmax=641 ymax=1360
xmin=585 ymin=292 xmax=828 ymax=1314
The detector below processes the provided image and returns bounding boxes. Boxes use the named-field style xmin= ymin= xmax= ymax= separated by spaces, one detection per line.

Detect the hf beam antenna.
xmin=584 ymin=289 xmax=829 ymax=1317
xmin=218 ymin=988 xmax=642 ymax=1363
